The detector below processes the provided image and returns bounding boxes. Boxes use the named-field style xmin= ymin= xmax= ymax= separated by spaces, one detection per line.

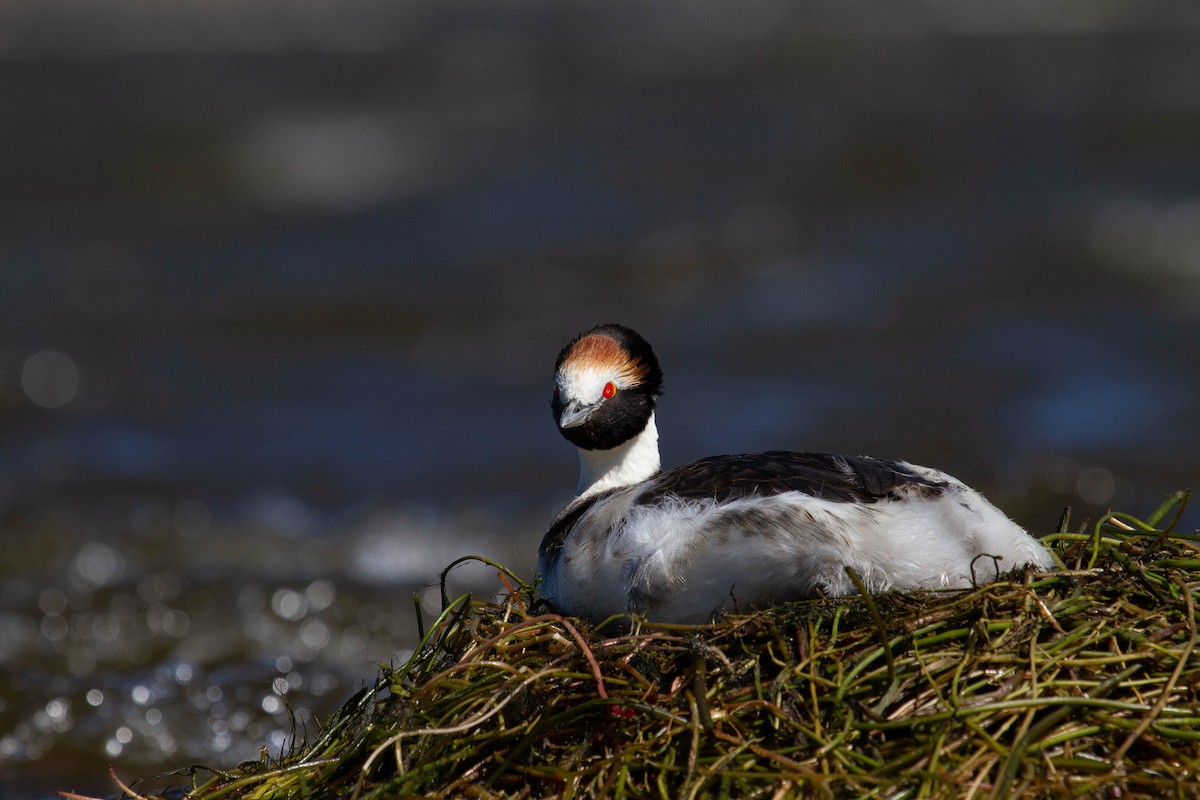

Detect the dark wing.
xmin=539 ymin=489 xmax=615 ymax=561
xmin=638 ymin=451 xmax=948 ymax=506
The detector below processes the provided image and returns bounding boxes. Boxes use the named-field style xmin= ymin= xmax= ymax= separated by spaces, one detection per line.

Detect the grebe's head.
xmin=551 ymin=324 xmax=663 ymax=451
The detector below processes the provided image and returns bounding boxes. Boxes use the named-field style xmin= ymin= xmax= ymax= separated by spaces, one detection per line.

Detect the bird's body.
xmin=537 ymin=324 xmax=1054 ymax=624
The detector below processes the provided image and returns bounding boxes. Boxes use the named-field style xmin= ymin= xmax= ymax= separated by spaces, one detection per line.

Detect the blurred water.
xmin=2 ymin=1 xmax=1200 ymax=796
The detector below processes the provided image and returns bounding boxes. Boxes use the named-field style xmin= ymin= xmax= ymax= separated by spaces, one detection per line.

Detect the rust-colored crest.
xmin=565 ymin=332 xmax=651 ymax=387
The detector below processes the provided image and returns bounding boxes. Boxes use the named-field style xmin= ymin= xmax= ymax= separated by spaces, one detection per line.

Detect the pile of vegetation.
xmin=90 ymin=493 xmax=1197 ymax=799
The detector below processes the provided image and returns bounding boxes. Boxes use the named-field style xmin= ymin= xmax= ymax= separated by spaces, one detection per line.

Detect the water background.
xmin=2 ymin=2 xmax=1200 ymax=796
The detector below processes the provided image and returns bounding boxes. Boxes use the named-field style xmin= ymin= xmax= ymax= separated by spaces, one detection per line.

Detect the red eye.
xmin=602 ymin=382 xmax=616 ymax=399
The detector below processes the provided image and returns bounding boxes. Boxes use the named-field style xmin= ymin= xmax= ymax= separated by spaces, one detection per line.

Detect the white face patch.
xmin=557 ymin=364 xmax=624 ymax=406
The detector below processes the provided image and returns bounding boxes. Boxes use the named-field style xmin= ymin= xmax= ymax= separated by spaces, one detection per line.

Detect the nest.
xmin=98 ymin=492 xmax=1198 ymax=799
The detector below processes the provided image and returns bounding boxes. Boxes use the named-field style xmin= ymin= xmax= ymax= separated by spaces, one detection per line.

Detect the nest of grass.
xmin=96 ymin=492 xmax=1198 ymax=800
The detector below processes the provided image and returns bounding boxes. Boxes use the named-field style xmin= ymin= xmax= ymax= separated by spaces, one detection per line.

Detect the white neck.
xmin=575 ymin=413 xmax=661 ymax=499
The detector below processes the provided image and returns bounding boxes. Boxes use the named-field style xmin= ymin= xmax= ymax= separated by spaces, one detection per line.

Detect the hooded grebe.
xmin=537 ymin=324 xmax=1053 ymax=624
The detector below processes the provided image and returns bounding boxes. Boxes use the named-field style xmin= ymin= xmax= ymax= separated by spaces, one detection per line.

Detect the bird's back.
xmin=637 ymin=451 xmax=948 ymax=505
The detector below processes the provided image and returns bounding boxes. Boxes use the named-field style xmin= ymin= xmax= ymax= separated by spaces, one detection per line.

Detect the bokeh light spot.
xmin=271 ymin=588 xmax=307 ymax=621
xmin=20 ymin=350 xmax=80 ymax=409
xmin=73 ymin=542 xmax=125 ymax=588
xmin=1078 ymin=466 xmax=1116 ymax=505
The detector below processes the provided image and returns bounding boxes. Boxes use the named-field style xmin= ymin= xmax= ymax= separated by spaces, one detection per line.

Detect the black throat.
xmin=556 ymin=391 xmax=655 ymax=451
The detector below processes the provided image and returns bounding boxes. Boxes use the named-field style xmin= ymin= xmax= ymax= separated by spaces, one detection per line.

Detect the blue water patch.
xmin=954 ymin=312 xmax=1195 ymax=452
xmin=1007 ymin=375 xmax=1172 ymax=450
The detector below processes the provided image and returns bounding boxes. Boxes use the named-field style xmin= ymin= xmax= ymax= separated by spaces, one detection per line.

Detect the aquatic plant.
xmin=80 ymin=491 xmax=1198 ymax=799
